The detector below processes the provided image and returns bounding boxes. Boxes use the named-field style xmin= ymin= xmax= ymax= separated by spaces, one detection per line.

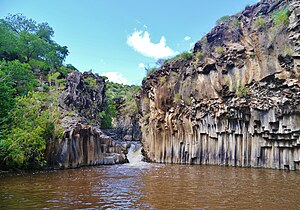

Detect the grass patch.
xmin=272 ymin=8 xmax=290 ymax=26
xmin=84 ymin=77 xmax=97 ymax=88
xmin=217 ymin=15 xmax=230 ymax=25
xmin=215 ymin=46 xmax=225 ymax=55
xmin=231 ymin=18 xmax=240 ymax=29
xmin=147 ymin=67 xmax=157 ymax=76
xmin=255 ymin=16 xmax=266 ymax=29
xmin=174 ymin=93 xmax=181 ymax=104
xmin=180 ymin=52 xmax=193 ymax=60
xmin=235 ymin=85 xmax=249 ymax=97
xmin=196 ymin=51 xmax=204 ymax=60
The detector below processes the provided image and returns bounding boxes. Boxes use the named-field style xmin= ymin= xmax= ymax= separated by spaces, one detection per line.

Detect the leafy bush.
xmin=160 ymin=77 xmax=167 ymax=84
xmin=103 ymin=81 xmax=140 ymax=129
xmin=215 ymin=46 xmax=225 ymax=54
xmin=42 ymin=83 xmax=50 ymax=92
xmin=58 ymin=66 xmax=72 ymax=77
xmin=174 ymin=93 xmax=181 ymax=104
xmin=272 ymin=8 xmax=290 ymax=26
xmin=235 ymin=85 xmax=249 ymax=97
xmin=84 ymin=76 xmax=97 ymax=88
xmin=48 ymin=72 xmax=65 ymax=89
xmin=100 ymin=99 xmax=117 ymax=129
xmin=0 ymin=70 xmax=15 ymax=122
xmin=29 ymin=59 xmax=50 ymax=72
xmin=180 ymin=52 xmax=193 ymax=60
xmin=0 ymin=91 xmax=60 ymax=169
xmin=196 ymin=51 xmax=204 ymax=60
xmin=147 ymin=67 xmax=157 ymax=76
xmin=0 ymin=60 xmax=37 ymax=96
xmin=231 ymin=18 xmax=240 ymax=29
xmin=255 ymin=17 xmax=266 ymax=29
xmin=191 ymin=61 xmax=198 ymax=66
xmin=217 ymin=16 xmax=230 ymax=25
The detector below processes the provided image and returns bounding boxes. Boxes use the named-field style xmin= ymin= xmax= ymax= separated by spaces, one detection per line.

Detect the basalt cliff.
xmin=46 ymin=72 xmax=126 ymax=169
xmin=138 ymin=0 xmax=300 ymax=170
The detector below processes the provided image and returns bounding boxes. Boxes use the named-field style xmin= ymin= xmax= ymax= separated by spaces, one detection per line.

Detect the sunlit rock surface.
xmin=138 ymin=0 xmax=300 ymax=170
xmin=46 ymin=71 xmax=125 ymax=169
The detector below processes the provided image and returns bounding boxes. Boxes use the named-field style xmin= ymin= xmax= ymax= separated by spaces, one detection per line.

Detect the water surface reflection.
xmin=0 ymin=164 xmax=299 ymax=209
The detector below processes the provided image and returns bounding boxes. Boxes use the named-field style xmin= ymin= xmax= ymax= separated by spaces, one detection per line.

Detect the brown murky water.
xmin=0 ymin=164 xmax=300 ymax=209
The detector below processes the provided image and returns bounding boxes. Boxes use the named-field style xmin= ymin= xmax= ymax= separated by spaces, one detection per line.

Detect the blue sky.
xmin=1 ymin=0 xmax=258 ymax=85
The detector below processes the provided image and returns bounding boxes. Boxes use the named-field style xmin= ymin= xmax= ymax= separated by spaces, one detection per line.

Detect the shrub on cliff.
xmin=272 ymin=8 xmax=290 ymax=26
xmin=147 ymin=67 xmax=157 ymax=76
xmin=255 ymin=17 xmax=266 ymax=29
xmin=180 ymin=52 xmax=193 ymax=60
xmin=217 ymin=15 xmax=230 ymax=25
xmin=215 ymin=46 xmax=225 ymax=54
xmin=84 ymin=76 xmax=97 ymax=89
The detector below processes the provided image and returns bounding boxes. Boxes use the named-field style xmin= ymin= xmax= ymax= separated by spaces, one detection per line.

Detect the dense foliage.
xmin=272 ymin=8 xmax=290 ymax=26
xmin=0 ymin=14 xmax=68 ymax=67
xmin=0 ymin=14 xmax=73 ymax=169
xmin=0 ymin=91 xmax=61 ymax=169
xmin=101 ymin=80 xmax=139 ymax=129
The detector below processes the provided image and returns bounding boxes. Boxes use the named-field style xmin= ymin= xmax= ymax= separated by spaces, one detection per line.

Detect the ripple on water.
xmin=1 ymin=164 xmax=300 ymax=209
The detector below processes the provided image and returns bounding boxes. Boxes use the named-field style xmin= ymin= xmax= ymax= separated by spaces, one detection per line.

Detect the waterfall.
xmin=127 ymin=144 xmax=148 ymax=167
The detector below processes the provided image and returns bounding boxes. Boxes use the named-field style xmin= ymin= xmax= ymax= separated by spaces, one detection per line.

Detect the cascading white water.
xmin=127 ymin=143 xmax=153 ymax=169
xmin=127 ymin=144 xmax=148 ymax=167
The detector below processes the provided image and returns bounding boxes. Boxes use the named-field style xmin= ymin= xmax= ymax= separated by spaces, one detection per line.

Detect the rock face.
xmin=46 ymin=124 xmax=125 ymax=169
xmin=60 ymin=71 xmax=105 ymax=125
xmin=139 ymin=0 xmax=300 ymax=170
xmin=46 ymin=71 xmax=126 ymax=169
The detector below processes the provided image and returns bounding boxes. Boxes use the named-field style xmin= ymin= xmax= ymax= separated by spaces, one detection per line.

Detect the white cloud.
xmin=138 ymin=63 xmax=145 ymax=68
xmin=100 ymin=72 xmax=129 ymax=85
xmin=184 ymin=36 xmax=191 ymax=41
xmin=127 ymin=31 xmax=178 ymax=59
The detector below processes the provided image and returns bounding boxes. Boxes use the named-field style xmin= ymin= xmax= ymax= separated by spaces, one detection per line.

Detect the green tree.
xmin=100 ymin=99 xmax=117 ymax=129
xmin=0 ymin=71 xmax=15 ymax=124
xmin=0 ymin=22 xmax=18 ymax=60
xmin=37 ymin=22 xmax=54 ymax=43
xmin=1 ymin=14 xmax=69 ymax=67
xmin=45 ymin=44 xmax=69 ymax=68
xmin=0 ymin=60 xmax=37 ymax=96
xmin=4 ymin=13 xmax=37 ymax=33
xmin=0 ymin=91 xmax=60 ymax=169
xmin=16 ymin=30 xmax=48 ymax=62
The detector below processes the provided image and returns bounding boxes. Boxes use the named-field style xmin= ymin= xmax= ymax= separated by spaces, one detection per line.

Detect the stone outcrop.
xmin=60 ymin=71 xmax=105 ymax=125
xmin=138 ymin=0 xmax=300 ymax=170
xmin=46 ymin=71 xmax=126 ymax=169
xmin=46 ymin=123 xmax=125 ymax=169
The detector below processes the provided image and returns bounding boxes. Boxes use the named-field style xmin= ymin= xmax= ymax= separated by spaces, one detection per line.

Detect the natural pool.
xmin=1 ymin=162 xmax=300 ymax=209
